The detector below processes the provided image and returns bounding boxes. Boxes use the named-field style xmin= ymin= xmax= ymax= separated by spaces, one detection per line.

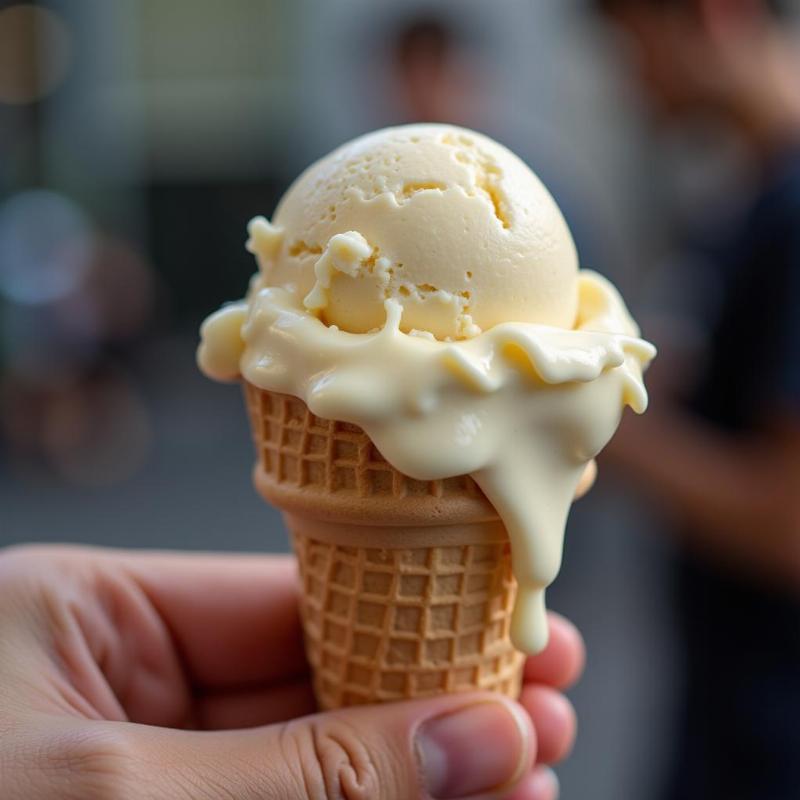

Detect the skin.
xmin=610 ymin=407 xmax=800 ymax=584
xmin=600 ymin=0 xmax=800 ymax=586
xmin=0 ymin=545 xmax=584 ymax=800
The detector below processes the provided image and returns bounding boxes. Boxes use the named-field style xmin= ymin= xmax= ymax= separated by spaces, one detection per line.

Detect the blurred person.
xmin=0 ymin=546 xmax=582 ymax=800
xmin=591 ymin=0 xmax=800 ymax=798
xmin=388 ymin=12 xmax=483 ymax=127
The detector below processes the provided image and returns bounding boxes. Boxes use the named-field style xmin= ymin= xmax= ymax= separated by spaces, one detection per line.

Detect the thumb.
xmin=114 ymin=692 xmax=534 ymax=800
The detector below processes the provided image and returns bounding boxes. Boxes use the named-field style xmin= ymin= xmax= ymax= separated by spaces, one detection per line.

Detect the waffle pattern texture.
xmin=244 ymin=382 xmax=487 ymax=511
xmin=244 ymin=383 xmax=524 ymax=708
xmin=292 ymin=528 xmax=523 ymax=707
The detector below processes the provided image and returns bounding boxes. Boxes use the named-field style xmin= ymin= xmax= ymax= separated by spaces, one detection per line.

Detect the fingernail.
xmin=530 ymin=766 xmax=560 ymax=799
xmin=416 ymin=701 xmax=531 ymax=799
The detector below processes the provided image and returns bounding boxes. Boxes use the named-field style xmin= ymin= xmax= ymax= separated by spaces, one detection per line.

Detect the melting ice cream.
xmin=199 ymin=124 xmax=655 ymax=654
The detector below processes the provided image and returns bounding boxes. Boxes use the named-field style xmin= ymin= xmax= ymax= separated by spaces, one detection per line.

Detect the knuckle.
xmin=0 ymin=544 xmax=50 ymax=579
xmin=0 ymin=547 xmax=76 ymax=628
xmin=0 ymin=544 xmax=85 ymax=585
xmin=282 ymin=717 xmax=385 ymax=800
xmin=0 ymin=545 xmax=102 ymax=620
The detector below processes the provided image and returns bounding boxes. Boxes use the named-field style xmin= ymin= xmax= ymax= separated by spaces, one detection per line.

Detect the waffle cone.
xmin=244 ymin=382 xmax=524 ymax=709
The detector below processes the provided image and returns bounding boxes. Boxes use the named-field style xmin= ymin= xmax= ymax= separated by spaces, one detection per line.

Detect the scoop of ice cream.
xmin=249 ymin=124 xmax=579 ymax=341
xmin=198 ymin=123 xmax=656 ymax=655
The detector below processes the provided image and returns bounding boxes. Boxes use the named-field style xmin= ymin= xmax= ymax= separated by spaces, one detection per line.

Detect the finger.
xmin=106 ymin=692 xmax=535 ymax=800
xmin=502 ymin=767 xmax=560 ymax=800
xmin=0 ymin=547 xmax=309 ymax=726
xmin=119 ymin=551 xmax=308 ymax=689
xmin=523 ymin=612 xmax=586 ymax=689
xmin=574 ymin=459 xmax=597 ymax=500
xmin=519 ymin=685 xmax=576 ymax=765
xmin=194 ymin=677 xmax=316 ymax=730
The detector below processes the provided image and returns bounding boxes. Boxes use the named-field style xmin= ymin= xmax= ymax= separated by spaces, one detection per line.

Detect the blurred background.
xmin=2 ymin=1 xmax=799 ymax=798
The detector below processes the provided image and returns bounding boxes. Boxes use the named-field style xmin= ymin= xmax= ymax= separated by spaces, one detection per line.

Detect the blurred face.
xmin=397 ymin=39 xmax=446 ymax=120
xmin=393 ymin=34 xmax=479 ymax=125
xmin=608 ymin=5 xmax=728 ymax=120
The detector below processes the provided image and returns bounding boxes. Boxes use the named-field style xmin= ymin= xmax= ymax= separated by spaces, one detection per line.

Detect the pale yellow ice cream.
xmin=199 ymin=124 xmax=655 ymax=655
xmin=247 ymin=124 xmax=579 ymax=341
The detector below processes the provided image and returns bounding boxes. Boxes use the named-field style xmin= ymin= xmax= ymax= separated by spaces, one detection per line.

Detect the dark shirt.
xmin=694 ymin=153 xmax=800 ymax=427
xmin=669 ymin=152 xmax=800 ymax=800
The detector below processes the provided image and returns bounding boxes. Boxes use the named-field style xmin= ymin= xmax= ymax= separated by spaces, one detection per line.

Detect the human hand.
xmin=0 ymin=546 xmax=584 ymax=800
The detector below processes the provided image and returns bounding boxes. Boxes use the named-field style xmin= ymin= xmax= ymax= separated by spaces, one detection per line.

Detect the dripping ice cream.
xmin=199 ymin=123 xmax=655 ymax=655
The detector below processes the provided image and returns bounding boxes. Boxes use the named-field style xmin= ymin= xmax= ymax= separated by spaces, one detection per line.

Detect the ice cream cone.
xmin=244 ymin=381 xmax=524 ymax=709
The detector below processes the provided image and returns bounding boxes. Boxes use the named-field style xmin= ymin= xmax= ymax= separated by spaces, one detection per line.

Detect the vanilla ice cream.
xmin=247 ymin=125 xmax=578 ymax=341
xmin=199 ymin=124 xmax=655 ymax=654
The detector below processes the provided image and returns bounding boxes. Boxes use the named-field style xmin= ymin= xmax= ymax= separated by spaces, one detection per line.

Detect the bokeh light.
xmin=0 ymin=189 xmax=92 ymax=305
xmin=40 ymin=370 xmax=155 ymax=488
xmin=0 ymin=5 xmax=72 ymax=105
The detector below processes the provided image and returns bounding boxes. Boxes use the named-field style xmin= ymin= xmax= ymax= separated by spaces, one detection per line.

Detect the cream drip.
xmin=198 ymin=270 xmax=654 ymax=654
